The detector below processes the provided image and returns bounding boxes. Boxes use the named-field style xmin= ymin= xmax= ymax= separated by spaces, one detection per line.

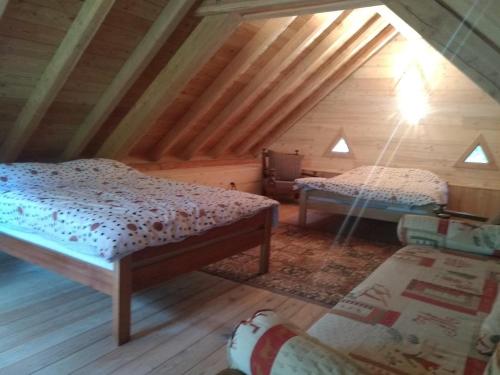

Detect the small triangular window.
xmin=331 ymin=138 xmax=350 ymax=153
xmin=464 ymin=145 xmax=489 ymax=164
xmin=455 ymin=134 xmax=497 ymax=170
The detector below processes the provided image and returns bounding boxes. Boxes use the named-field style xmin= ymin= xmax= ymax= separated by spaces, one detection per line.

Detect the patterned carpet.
xmin=203 ymin=220 xmax=401 ymax=307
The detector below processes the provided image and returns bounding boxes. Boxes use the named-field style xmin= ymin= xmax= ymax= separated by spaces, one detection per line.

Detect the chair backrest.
xmin=263 ymin=149 xmax=303 ymax=181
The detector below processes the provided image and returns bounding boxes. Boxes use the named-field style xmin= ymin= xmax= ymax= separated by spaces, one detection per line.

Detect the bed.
xmin=295 ymin=166 xmax=448 ymax=225
xmin=0 ymin=159 xmax=278 ymax=345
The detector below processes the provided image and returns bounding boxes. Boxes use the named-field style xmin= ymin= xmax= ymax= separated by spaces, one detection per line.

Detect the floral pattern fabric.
xmin=228 ymin=310 xmax=365 ymax=375
xmin=398 ymin=214 xmax=500 ymax=257
xmin=308 ymin=245 xmax=500 ymax=374
xmin=295 ymin=166 xmax=448 ymax=206
xmin=0 ymin=159 xmax=278 ymax=261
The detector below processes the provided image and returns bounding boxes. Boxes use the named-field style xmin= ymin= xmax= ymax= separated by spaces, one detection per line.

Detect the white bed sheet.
xmin=0 ymin=224 xmax=113 ymax=270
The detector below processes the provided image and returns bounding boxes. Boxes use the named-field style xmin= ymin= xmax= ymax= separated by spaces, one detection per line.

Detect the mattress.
xmin=0 ymin=224 xmax=113 ymax=270
xmin=295 ymin=166 xmax=448 ymax=206
xmin=0 ymin=159 xmax=279 ymax=261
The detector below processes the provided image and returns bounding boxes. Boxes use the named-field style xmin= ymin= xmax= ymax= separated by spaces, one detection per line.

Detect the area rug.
xmin=203 ymin=222 xmax=401 ymax=307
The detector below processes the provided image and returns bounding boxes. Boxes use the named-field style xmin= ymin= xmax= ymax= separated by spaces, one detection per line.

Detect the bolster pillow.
xmin=227 ymin=310 xmax=365 ymax=375
xmin=398 ymin=215 xmax=500 ymax=257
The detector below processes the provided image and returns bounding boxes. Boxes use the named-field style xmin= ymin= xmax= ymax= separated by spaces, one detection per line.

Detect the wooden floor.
xmin=0 ymin=241 xmax=328 ymax=375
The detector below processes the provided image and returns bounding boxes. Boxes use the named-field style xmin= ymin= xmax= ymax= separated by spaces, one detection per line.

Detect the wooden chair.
xmin=262 ymin=149 xmax=304 ymax=200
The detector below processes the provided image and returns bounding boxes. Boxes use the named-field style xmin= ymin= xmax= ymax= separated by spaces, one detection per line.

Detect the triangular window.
xmin=456 ymin=135 xmax=497 ymax=170
xmin=464 ymin=145 xmax=489 ymax=164
xmin=325 ymin=130 xmax=353 ymax=158
xmin=331 ymin=138 xmax=350 ymax=153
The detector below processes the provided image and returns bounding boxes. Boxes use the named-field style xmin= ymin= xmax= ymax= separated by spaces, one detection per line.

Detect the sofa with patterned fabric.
xmin=225 ymin=216 xmax=500 ymax=375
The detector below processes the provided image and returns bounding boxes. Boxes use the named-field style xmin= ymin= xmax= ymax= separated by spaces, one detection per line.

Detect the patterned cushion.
xmin=227 ymin=310 xmax=364 ymax=375
xmin=398 ymin=215 xmax=500 ymax=257
xmin=308 ymin=245 xmax=500 ymax=374
xmin=268 ymin=150 xmax=303 ymax=181
xmin=478 ymin=294 xmax=500 ymax=355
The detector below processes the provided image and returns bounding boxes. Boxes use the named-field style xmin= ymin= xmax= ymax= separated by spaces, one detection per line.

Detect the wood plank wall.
xmin=272 ymin=35 xmax=500 ymax=217
xmin=133 ymin=162 xmax=262 ymax=194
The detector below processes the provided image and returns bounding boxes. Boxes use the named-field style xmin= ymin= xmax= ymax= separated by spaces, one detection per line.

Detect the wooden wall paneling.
xmin=0 ymin=0 xmax=115 ymax=162
xmin=254 ymin=23 xmax=397 ymax=153
xmin=150 ymin=16 xmax=296 ymax=161
xmin=140 ymin=163 xmax=263 ymax=194
xmin=382 ymin=0 xmax=500 ymax=104
xmin=238 ymin=16 xmax=391 ymax=155
xmin=447 ymin=185 xmax=500 ymax=218
xmin=178 ymin=14 xmax=337 ymax=160
xmin=127 ymin=20 xmax=263 ymax=157
xmin=212 ymin=9 xmax=375 ymax=157
xmin=96 ymin=13 xmax=241 ymax=160
xmin=61 ymin=0 xmax=198 ymax=161
xmin=197 ymin=0 xmax=381 ymax=17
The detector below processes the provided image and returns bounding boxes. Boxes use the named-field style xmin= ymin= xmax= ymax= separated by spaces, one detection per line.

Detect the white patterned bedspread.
xmin=295 ymin=166 xmax=448 ymax=206
xmin=308 ymin=245 xmax=500 ymax=374
xmin=0 ymin=159 xmax=278 ymax=261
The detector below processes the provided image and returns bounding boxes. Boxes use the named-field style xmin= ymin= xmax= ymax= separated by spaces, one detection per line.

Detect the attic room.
xmin=0 ymin=0 xmax=499 ymax=374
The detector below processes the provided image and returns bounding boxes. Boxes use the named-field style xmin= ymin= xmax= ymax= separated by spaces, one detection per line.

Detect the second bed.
xmin=295 ymin=166 xmax=448 ymax=225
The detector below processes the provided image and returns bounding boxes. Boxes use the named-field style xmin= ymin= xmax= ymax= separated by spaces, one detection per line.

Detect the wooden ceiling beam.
xmin=238 ymin=16 xmax=390 ymax=155
xmin=61 ymin=0 xmax=197 ymax=161
xmin=179 ymin=14 xmax=337 ymax=160
xmin=95 ymin=13 xmax=241 ymax=160
xmin=211 ymin=9 xmax=375 ymax=158
xmin=251 ymin=24 xmax=398 ymax=154
xmin=0 ymin=0 xmax=115 ymax=162
xmin=382 ymin=0 xmax=500 ymax=104
xmin=197 ymin=0 xmax=381 ymax=18
xmin=150 ymin=16 xmax=296 ymax=161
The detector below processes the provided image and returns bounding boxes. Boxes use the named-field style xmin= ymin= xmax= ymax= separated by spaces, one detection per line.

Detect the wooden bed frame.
xmin=0 ymin=207 xmax=273 ymax=345
xmin=298 ymin=189 xmax=441 ymax=226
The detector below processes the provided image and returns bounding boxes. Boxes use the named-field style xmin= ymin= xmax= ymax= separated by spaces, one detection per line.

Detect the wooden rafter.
xmin=238 ymin=16 xmax=389 ymax=155
xmin=212 ymin=9 xmax=375 ymax=158
xmin=197 ymin=0 xmax=381 ymax=18
xmin=0 ymin=0 xmax=115 ymax=162
xmin=96 ymin=13 xmax=241 ymax=160
xmin=252 ymin=24 xmax=398 ymax=154
xmin=61 ymin=0 xmax=197 ymax=161
xmin=150 ymin=16 xmax=296 ymax=161
xmin=179 ymin=14 xmax=337 ymax=160
xmin=382 ymin=0 xmax=500 ymax=104
xmin=442 ymin=0 xmax=500 ymax=48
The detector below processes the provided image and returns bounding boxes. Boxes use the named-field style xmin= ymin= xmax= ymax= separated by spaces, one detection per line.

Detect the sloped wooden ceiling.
xmin=0 ymin=0 xmax=497 ymax=164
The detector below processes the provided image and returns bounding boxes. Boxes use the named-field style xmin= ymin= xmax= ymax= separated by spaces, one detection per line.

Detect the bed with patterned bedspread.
xmin=295 ymin=166 xmax=448 ymax=224
xmin=0 ymin=159 xmax=278 ymax=262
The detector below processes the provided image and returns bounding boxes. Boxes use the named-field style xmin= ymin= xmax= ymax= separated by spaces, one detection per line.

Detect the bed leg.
xmin=112 ymin=256 xmax=132 ymax=346
xmin=299 ymin=189 xmax=308 ymax=227
xmin=259 ymin=209 xmax=272 ymax=275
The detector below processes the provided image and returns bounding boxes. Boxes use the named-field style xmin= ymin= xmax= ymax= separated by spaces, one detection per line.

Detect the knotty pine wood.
xmin=0 ymin=251 xmax=328 ymax=374
xmin=272 ymin=36 xmax=500 ymax=217
xmin=140 ymin=162 xmax=263 ymax=194
xmin=0 ymin=0 xmax=174 ymax=161
xmin=0 ymin=0 xmax=116 ymax=162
